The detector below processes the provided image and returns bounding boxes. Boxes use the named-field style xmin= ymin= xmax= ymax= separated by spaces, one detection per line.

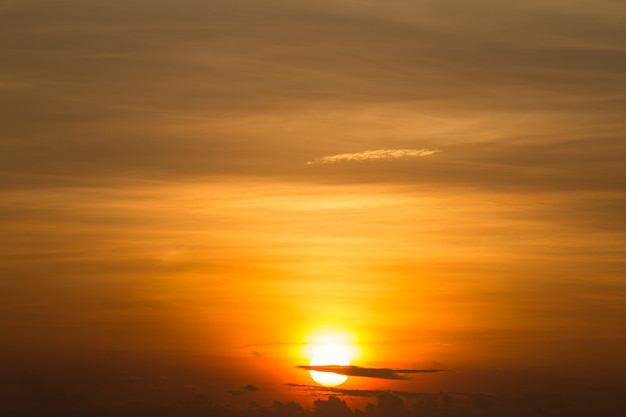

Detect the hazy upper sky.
xmin=1 ymin=0 xmax=626 ymax=415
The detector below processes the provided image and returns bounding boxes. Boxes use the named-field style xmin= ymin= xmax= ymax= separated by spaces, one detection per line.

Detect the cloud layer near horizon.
xmin=297 ymin=365 xmax=448 ymax=380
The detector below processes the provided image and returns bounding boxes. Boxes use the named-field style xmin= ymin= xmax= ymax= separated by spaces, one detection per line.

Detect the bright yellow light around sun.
xmin=300 ymin=327 xmax=360 ymax=387
xmin=309 ymin=344 xmax=350 ymax=387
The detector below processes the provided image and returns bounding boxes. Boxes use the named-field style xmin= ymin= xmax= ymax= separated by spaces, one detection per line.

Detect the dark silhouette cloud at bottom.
xmin=4 ymin=389 xmax=626 ymax=417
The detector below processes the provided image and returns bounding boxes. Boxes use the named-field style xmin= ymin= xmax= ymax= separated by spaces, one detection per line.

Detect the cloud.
xmin=296 ymin=365 xmax=448 ymax=380
xmin=230 ymin=384 xmax=259 ymax=396
xmin=307 ymin=149 xmax=441 ymax=165
xmin=312 ymin=395 xmax=352 ymax=416
xmin=286 ymin=383 xmax=443 ymax=401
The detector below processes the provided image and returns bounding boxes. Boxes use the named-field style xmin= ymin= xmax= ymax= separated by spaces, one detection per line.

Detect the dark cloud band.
xmin=297 ymin=365 xmax=448 ymax=380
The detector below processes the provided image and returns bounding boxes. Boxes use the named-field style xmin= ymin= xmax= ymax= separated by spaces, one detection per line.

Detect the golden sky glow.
xmin=1 ymin=0 xmax=626 ymax=415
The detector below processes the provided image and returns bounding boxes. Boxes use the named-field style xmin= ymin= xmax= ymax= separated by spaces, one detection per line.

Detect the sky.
xmin=1 ymin=0 xmax=626 ymax=415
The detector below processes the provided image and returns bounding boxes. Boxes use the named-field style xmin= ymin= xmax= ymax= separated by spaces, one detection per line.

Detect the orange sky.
xmin=1 ymin=0 xmax=626 ymax=415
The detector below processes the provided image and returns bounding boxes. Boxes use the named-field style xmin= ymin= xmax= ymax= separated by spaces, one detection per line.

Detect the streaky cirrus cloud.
xmin=296 ymin=365 xmax=449 ymax=380
xmin=307 ymin=149 xmax=441 ymax=164
xmin=285 ymin=383 xmax=442 ymax=400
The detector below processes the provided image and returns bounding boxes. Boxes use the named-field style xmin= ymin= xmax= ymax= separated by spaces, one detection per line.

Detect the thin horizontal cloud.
xmin=296 ymin=365 xmax=448 ymax=380
xmin=307 ymin=149 xmax=440 ymax=165
xmin=285 ymin=383 xmax=440 ymax=400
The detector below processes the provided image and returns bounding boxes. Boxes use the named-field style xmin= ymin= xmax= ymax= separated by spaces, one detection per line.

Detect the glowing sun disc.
xmin=309 ymin=346 xmax=350 ymax=387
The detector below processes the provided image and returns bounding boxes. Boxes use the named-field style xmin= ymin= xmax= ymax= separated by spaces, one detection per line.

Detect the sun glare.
xmin=309 ymin=344 xmax=350 ymax=387
xmin=300 ymin=328 xmax=360 ymax=387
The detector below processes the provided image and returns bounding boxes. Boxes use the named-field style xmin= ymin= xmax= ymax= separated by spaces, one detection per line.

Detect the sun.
xmin=309 ymin=344 xmax=350 ymax=387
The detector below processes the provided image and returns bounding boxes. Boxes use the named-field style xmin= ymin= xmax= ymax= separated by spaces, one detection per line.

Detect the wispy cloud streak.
xmin=307 ymin=149 xmax=440 ymax=164
xmin=297 ymin=365 xmax=448 ymax=380
xmin=285 ymin=383 xmax=439 ymax=399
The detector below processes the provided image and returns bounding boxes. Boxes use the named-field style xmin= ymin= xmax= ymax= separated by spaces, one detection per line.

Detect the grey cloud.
xmin=297 ymin=365 xmax=448 ymax=380
xmin=231 ymin=384 xmax=259 ymax=396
